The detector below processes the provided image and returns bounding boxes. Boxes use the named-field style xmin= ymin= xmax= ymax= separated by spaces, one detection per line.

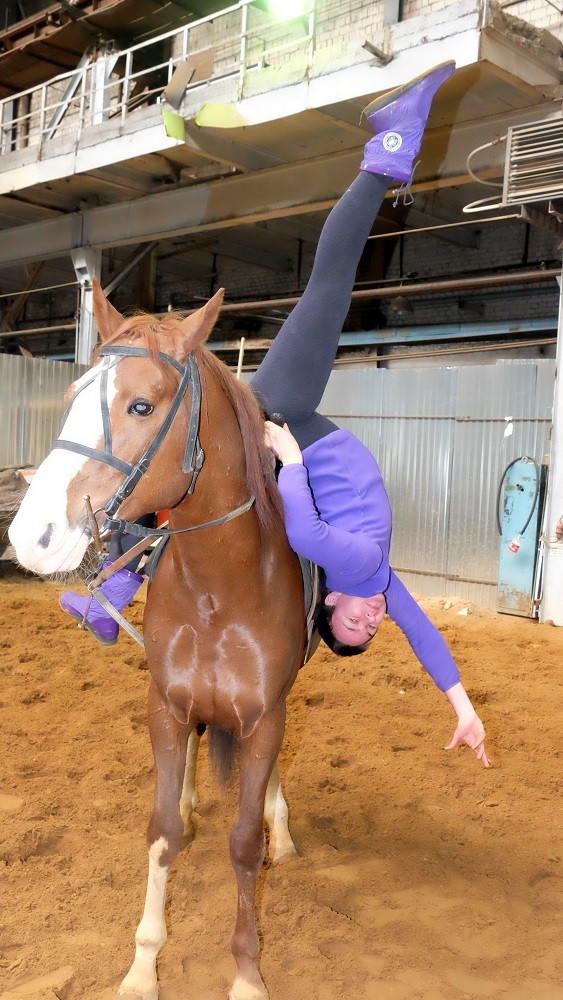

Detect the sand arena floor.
xmin=0 ymin=566 xmax=561 ymax=1000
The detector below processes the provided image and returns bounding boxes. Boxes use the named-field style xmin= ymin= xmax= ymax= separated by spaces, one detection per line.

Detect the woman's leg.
xmin=251 ymin=61 xmax=455 ymax=450
xmin=109 ymin=513 xmax=157 ymax=573
xmin=251 ymin=172 xmax=388 ymax=449
xmin=59 ymin=516 xmax=155 ymax=643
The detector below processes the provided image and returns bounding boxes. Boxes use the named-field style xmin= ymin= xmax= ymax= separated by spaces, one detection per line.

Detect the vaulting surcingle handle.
xmin=269 ymin=412 xmax=286 ymax=427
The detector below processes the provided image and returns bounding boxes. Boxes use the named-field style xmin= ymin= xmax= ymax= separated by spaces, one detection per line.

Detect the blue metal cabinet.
xmin=497 ymin=459 xmax=546 ymax=618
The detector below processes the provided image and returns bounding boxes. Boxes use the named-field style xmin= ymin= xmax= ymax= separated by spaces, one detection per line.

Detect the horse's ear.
xmin=92 ymin=277 xmax=125 ymax=342
xmin=178 ymin=288 xmax=224 ymax=354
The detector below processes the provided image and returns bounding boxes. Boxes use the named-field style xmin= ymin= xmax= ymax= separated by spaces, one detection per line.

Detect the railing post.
xmin=39 ymin=85 xmax=46 ymax=152
xmin=0 ymin=101 xmax=7 ymax=155
xmin=122 ymin=50 xmax=132 ymax=124
xmin=238 ymin=2 xmax=249 ymax=102
xmin=307 ymin=0 xmax=316 ymax=76
xmin=91 ymin=48 xmax=120 ymax=125
xmin=78 ymin=67 xmax=86 ymax=142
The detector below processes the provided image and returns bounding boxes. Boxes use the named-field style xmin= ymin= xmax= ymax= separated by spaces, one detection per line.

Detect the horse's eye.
xmin=128 ymin=400 xmax=154 ymax=417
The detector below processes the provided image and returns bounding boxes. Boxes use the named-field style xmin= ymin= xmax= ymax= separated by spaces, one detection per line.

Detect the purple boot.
xmin=60 ymin=562 xmax=144 ymax=645
xmin=360 ymin=61 xmax=455 ymax=183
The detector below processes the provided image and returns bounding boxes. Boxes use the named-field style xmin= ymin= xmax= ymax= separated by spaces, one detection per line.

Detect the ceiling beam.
xmin=0 ymin=147 xmax=363 ymax=265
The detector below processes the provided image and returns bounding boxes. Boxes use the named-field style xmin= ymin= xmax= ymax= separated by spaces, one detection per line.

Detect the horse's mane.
xmin=97 ymin=313 xmax=286 ymax=537
xmin=197 ymin=346 xmax=286 ymax=536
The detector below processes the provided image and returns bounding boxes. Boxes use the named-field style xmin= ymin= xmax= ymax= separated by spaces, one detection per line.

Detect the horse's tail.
xmin=208 ymin=726 xmax=239 ymax=786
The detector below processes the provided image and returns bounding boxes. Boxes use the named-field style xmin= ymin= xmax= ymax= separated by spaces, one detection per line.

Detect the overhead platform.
xmin=0 ymin=0 xmax=562 ymax=263
xmin=0 ymin=0 xmax=561 ymax=371
xmin=0 ymin=0 xmax=227 ymax=97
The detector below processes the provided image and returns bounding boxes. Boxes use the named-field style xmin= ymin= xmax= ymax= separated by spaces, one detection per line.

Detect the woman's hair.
xmin=316 ymin=599 xmax=369 ymax=657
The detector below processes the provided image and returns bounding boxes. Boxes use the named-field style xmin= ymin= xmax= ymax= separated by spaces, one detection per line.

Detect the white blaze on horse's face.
xmin=9 ymin=360 xmax=118 ymax=575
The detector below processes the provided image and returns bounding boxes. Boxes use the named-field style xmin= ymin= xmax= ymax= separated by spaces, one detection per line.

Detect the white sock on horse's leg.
xmin=118 ymin=836 xmax=169 ymax=1000
xmin=263 ymin=758 xmax=298 ymax=864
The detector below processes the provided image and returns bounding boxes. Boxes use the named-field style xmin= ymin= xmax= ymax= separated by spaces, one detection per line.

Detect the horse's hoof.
xmin=181 ymin=821 xmax=196 ymax=848
xmin=118 ymin=973 xmax=158 ymax=1000
xmin=229 ymin=974 xmax=269 ymax=1000
xmin=118 ymin=989 xmax=157 ymax=1000
xmin=269 ymin=844 xmax=298 ymax=866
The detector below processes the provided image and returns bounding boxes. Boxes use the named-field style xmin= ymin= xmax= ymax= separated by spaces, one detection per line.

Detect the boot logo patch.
xmin=382 ymin=131 xmax=402 ymax=152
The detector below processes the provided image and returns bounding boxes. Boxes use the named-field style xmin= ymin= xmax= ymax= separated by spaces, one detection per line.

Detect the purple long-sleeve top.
xmin=277 ymin=429 xmax=460 ymax=692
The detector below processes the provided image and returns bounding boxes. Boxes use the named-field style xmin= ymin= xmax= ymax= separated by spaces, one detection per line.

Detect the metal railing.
xmin=0 ymin=0 xmax=316 ymax=158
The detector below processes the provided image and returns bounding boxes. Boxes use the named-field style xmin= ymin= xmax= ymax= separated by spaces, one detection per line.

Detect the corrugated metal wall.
xmin=0 ymin=355 xmax=84 ymax=469
xmin=1 ymin=354 xmax=555 ymax=609
xmin=320 ymin=358 xmax=555 ymax=609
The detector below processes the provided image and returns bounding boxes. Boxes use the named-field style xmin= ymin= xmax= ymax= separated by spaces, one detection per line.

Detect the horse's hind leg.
xmin=264 ymin=758 xmax=297 ymax=865
xmin=180 ymin=727 xmax=201 ymax=839
xmin=119 ymin=680 xmax=189 ymax=1000
xmin=229 ymin=703 xmax=286 ymax=1000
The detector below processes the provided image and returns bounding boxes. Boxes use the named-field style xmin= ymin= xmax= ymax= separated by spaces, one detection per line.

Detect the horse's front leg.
xmin=229 ymin=702 xmax=286 ymax=1000
xmin=264 ymin=758 xmax=298 ymax=864
xmin=119 ymin=680 xmax=190 ymax=1000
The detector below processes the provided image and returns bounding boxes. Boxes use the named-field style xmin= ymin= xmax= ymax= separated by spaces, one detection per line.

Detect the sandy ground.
xmin=0 ymin=566 xmax=561 ymax=1000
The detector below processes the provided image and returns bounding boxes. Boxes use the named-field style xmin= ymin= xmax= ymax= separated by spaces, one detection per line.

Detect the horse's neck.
xmin=167 ymin=374 xmax=260 ymax=571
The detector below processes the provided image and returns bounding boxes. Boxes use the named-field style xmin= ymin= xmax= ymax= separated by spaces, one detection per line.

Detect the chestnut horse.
xmin=9 ymin=280 xmax=307 ymax=1000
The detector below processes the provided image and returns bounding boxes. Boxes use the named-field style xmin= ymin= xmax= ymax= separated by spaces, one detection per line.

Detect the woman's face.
xmin=325 ymin=592 xmax=387 ymax=647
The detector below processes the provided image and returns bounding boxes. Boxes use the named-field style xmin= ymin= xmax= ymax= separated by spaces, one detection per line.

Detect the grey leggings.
xmin=250 ymin=171 xmax=388 ymax=450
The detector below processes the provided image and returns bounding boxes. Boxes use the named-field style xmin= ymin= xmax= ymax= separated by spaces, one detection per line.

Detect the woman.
xmin=61 ymin=62 xmax=490 ymax=767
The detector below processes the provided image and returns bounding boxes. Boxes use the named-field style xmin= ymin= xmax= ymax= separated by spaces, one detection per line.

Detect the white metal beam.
xmin=72 ymin=247 xmax=102 ymax=365
xmin=540 ymin=267 xmax=563 ymax=627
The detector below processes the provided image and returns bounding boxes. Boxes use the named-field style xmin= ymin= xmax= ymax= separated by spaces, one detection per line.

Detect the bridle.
xmin=52 ymin=342 xmax=256 ymax=648
xmin=54 ymin=345 xmax=205 ymax=526
xmin=53 ymin=343 xmax=255 ymax=542
xmin=54 ymin=344 xmax=255 ymax=534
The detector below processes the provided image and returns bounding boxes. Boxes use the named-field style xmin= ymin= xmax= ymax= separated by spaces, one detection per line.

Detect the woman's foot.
xmin=360 ymin=61 xmax=455 ymax=182
xmin=60 ymin=564 xmax=144 ymax=644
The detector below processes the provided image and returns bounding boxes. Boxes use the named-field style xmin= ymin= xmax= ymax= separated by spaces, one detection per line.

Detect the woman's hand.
xmin=444 ymin=714 xmax=490 ymax=767
xmin=444 ymin=681 xmax=490 ymax=768
xmin=264 ymin=421 xmax=303 ymax=466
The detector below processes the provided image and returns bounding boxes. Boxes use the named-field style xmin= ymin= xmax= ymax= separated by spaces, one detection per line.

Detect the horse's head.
xmin=9 ymin=280 xmax=224 ymax=575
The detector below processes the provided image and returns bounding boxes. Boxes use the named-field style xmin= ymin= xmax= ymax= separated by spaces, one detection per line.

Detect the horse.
xmin=8 ymin=279 xmax=307 ymax=1000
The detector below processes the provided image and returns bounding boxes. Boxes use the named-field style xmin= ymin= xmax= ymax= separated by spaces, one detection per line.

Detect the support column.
xmin=137 ymin=245 xmax=158 ymax=312
xmin=72 ymin=248 xmax=102 ymax=365
xmin=540 ymin=264 xmax=563 ymax=626
xmin=91 ymin=48 xmax=120 ymax=125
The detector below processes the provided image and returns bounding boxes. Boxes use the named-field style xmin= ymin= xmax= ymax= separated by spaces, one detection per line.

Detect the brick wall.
xmin=147 ymin=213 xmax=560 ymax=347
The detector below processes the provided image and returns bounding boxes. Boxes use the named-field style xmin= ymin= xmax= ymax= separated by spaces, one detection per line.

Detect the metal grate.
xmin=503 ymin=116 xmax=563 ymax=206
